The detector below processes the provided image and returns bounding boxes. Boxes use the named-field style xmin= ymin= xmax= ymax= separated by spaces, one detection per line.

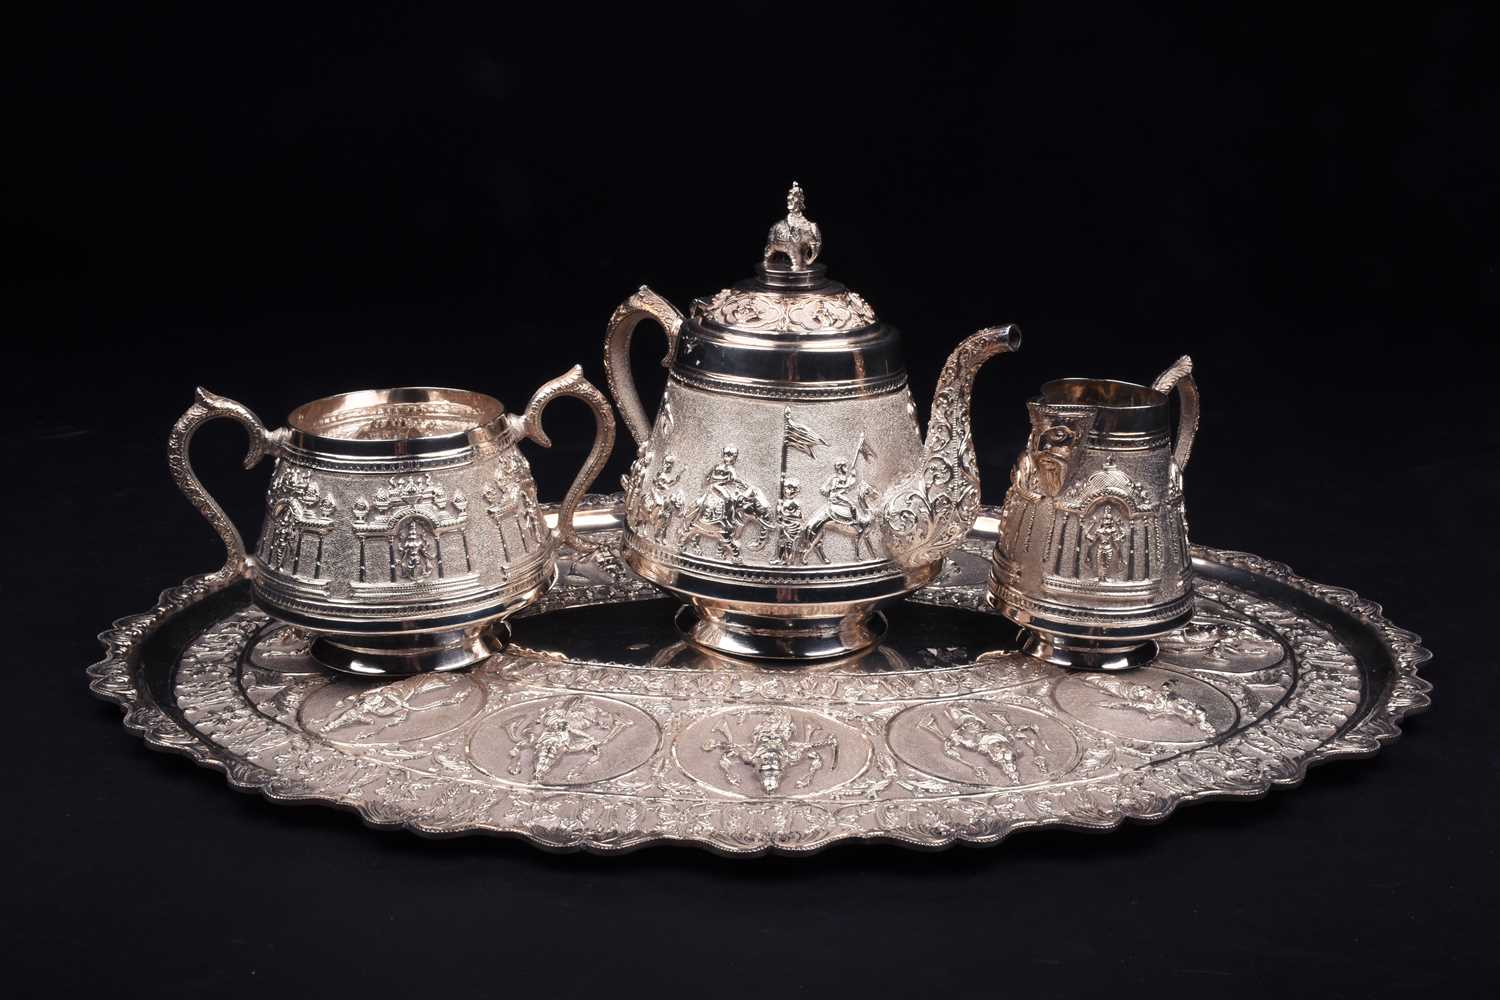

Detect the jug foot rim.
xmin=1018 ymin=630 xmax=1158 ymax=672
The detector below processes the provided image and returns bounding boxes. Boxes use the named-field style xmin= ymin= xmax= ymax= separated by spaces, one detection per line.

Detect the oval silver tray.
xmin=88 ymin=495 xmax=1430 ymax=855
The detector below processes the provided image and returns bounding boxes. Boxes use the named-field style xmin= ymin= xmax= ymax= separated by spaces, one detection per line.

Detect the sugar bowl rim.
xmin=285 ymin=386 xmax=512 ymax=458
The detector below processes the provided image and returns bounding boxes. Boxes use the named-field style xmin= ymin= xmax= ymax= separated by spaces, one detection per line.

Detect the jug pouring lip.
xmin=1037 ymin=377 xmax=1169 ymax=411
xmin=1033 ymin=378 xmax=1172 ymax=440
xmin=286 ymin=386 xmax=512 ymax=458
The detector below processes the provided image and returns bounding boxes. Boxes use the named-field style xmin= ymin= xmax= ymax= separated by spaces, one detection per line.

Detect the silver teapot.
xmin=604 ymin=184 xmax=1020 ymax=660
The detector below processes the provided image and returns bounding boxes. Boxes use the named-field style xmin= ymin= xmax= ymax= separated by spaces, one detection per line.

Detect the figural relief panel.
xmin=467 ymin=695 xmax=660 ymax=787
xmin=675 ymin=707 xmax=872 ymax=797
xmin=256 ymin=463 xmax=339 ymax=587
xmin=481 ymin=448 xmax=547 ymax=565
xmin=349 ymin=473 xmax=476 ymax=590
xmin=1052 ymin=667 xmax=1238 ymax=744
xmin=622 ymin=386 xmax=924 ymax=570
xmin=300 ymin=674 xmax=486 ymax=745
xmin=886 ymin=700 xmax=1081 ymax=787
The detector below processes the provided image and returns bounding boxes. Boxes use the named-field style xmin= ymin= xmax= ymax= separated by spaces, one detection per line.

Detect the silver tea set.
xmin=169 ymin=184 xmax=1201 ymax=675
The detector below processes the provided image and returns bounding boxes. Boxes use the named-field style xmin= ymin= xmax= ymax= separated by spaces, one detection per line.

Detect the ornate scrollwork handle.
xmin=168 ymin=388 xmax=279 ymax=588
xmin=1151 ymin=355 xmax=1199 ymax=471
xmin=603 ymin=286 xmax=684 ymax=446
xmin=516 ymin=366 xmax=617 ymax=553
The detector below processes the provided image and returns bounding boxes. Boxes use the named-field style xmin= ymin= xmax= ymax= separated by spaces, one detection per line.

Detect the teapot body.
xmin=621 ymin=367 xmax=937 ymax=609
xmin=609 ymin=287 xmax=944 ymax=659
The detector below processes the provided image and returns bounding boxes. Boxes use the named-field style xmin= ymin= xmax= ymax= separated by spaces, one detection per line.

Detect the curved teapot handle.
xmin=1151 ymin=355 xmax=1199 ymax=471
xmin=515 ymin=366 xmax=617 ymax=553
xmin=168 ymin=388 xmax=279 ymax=588
xmin=603 ymin=286 xmax=684 ymax=446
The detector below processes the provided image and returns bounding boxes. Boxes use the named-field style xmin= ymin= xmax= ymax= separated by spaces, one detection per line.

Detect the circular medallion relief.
xmin=675 ymin=707 xmax=871 ymax=798
xmin=468 ymin=695 xmax=660 ymax=786
xmin=299 ymin=674 xmax=485 ymax=745
xmin=1053 ymin=667 xmax=1238 ymax=744
xmin=887 ymin=700 xmax=1080 ymax=787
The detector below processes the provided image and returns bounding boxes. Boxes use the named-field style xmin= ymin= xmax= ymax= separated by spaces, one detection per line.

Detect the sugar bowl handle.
xmin=1151 ymin=356 xmax=1199 ymax=470
xmin=603 ymin=286 xmax=685 ymax=445
xmin=516 ymin=366 xmax=617 ymax=553
xmin=168 ymin=388 xmax=279 ymax=587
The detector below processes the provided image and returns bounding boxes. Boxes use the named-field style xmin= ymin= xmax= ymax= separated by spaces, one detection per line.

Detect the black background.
xmin=7 ymin=3 xmax=1497 ymax=996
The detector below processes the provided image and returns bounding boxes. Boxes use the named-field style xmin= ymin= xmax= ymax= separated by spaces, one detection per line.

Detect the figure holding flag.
xmin=807 ymin=433 xmax=880 ymax=562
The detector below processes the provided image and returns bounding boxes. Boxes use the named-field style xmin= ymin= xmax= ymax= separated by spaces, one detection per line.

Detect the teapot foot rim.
xmin=674 ymin=604 xmax=887 ymax=663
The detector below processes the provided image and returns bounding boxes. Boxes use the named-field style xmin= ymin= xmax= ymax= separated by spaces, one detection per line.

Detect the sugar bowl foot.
xmin=310 ymin=623 xmax=510 ymax=676
xmin=675 ymin=604 xmax=888 ymax=661
xmin=1017 ymin=630 xmax=1158 ymax=672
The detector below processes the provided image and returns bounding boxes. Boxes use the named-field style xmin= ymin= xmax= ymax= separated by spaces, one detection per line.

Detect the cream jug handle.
xmin=1151 ymin=356 xmax=1199 ymax=470
xmin=515 ymin=366 xmax=618 ymax=553
xmin=603 ymin=286 xmax=685 ymax=445
xmin=168 ymin=388 xmax=279 ymax=587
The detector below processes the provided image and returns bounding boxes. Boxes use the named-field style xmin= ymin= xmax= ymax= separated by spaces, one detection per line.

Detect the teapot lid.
xmin=678 ymin=184 xmax=904 ymax=396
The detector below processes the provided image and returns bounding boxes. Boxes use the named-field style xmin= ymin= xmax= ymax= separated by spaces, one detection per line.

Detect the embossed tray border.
xmin=86 ymin=501 xmax=1432 ymax=855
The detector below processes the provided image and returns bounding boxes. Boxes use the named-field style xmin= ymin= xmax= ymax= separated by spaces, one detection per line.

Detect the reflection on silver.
xmin=88 ymin=497 xmax=1432 ymax=855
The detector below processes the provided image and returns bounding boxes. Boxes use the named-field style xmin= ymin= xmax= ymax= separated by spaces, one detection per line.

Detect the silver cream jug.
xmin=605 ymin=184 xmax=1020 ymax=660
xmin=987 ymin=357 xmax=1200 ymax=670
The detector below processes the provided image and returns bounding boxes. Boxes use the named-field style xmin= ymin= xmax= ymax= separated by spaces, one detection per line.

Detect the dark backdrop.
xmin=7 ymin=4 xmax=1496 ymax=997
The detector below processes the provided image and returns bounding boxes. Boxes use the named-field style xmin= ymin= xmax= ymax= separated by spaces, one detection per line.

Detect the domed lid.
xmin=676 ymin=184 xmax=905 ymax=397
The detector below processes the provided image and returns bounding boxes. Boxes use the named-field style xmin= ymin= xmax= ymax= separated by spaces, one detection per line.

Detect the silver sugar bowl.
xmin=604 ymin=183 xmax=1020 ymax=660
xmin=169 ymin=372 xmax=615 ymax=675
xmin=987 ymin=357 xmax=1200 ymax=670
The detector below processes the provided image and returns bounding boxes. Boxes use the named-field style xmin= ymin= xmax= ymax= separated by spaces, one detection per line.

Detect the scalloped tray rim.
xmin=86 ymin=506 xmax=1433 ymax=857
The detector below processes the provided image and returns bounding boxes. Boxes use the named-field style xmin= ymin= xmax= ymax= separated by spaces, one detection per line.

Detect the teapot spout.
xmin=882 ymin=325 xmax=1021 ymax=570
